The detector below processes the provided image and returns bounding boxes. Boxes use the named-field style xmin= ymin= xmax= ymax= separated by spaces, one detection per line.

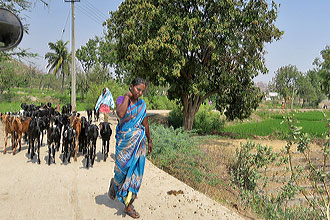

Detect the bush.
xmin=167 ymin=105 xmax=183 ymax=129
xmin=168 ymin=103 xmax=224 ymax=134
xmin=193 ymin=104 xmax=224 ymax=134
xmin=149 ymin=124 xmax=208 ymax=183
xmin=230 ymin=141 xmax=276 ymax=191
xmin=146 ymin=95 xmax=176 ymax=110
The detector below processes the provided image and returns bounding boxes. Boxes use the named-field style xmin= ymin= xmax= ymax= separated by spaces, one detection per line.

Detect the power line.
xmin=60 ymin=7 xmax=71 ymax=40
xmin=75 ymin=4 xmax=103 ymax=25
xmin=82 ymin=0 xmax=108 ymax=21
xmin=78 ymin=3 xmax=106 ymax=23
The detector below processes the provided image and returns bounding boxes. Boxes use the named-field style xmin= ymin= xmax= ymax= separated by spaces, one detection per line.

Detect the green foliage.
xmin=44 ymin=40 xmax=71 ymax=93
xmin=145 ymin=95 xmax=176 ymax=110
xmin=169 ymin=103 xmax=224 ymax=134
xmin=0 ymin=101 xmax=21 ymax=113
xmin=107 ymin=0 xmax=282 ymax=129
xmin=279 ymin=113 xmax=330 ymax=219
xmin=224 ymin=111 xmax=330 ymax=138
xmin=271 ymin=65 xmax=301 ymax=102
xmin=76 ymin=38 xmax=99 ymax=72
xmin=193 ymin=104 xmax=224 ymax=134
xmin=318 ymin=45 xmax=330 ymax=99
xmin=0 ymin=60 xmax=15 ymax=93
xmin=230 ymin=141 xmax=276 ymax=191
xmin=229 ymin=112 xmax=330 ymax=219
xmin=168 ymin=105 xmax=184 ymax=129
xmin=306 ymin=69 xmax=326 ymax=106
xmin=142 ymin=84 xmax=177 ymax=110
xmin=149 ymin=124 xmax=208 ymax=183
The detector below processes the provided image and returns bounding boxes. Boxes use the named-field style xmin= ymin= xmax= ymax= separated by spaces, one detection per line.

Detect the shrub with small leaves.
xmin=230 ymin=141 xmax=276 ymax=191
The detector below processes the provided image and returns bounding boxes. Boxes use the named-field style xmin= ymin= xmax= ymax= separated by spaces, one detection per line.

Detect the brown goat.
xmin=1 ymin=114 xmax=15 ymax=154
xmin=70 ymin=115 xmax=81 ymax=161
xmin=11 ymin=116 xmax=22 ymax=155
xmin=18 ymin=117 xmax=31 ymax=152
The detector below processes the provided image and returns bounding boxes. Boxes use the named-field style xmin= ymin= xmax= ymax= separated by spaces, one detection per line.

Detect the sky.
xmin=18 ymin=0 xmax=330 ymax=84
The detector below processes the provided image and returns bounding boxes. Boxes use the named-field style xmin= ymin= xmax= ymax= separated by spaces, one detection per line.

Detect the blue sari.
xmin=113 ymin=98 xmax=147 ymax=206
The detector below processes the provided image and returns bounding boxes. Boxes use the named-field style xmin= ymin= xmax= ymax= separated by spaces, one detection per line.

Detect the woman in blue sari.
xmin=108 ymin=78 xmax=152 ymax=219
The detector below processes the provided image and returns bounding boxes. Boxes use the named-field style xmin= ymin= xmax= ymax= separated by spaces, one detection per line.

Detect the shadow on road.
xmin=95 ymin=193 xmax=125 ymax=217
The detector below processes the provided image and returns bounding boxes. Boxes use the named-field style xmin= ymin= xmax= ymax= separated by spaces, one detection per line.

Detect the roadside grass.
xmin=148 ymin=124 xmax=259 ymax=219
xmin=0 ymin=102 xmax=22 ymax=113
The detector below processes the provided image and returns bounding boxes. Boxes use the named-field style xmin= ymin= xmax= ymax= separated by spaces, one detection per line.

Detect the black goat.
xmin=86 ymin=109 xmax=93 ymax=124
xmin=99 ymin=122 xmax=112 ymax=162
xmin=38 ymin=116 xmax=49 ymax=145
xmin=93 ymin=108 xmax=99 ymax=122
xmin=86 ymin=124 xmax=98 ymax=168
xmin=62 ymin=126 xmax=76 ymax=163
xmin=28 ymin=117 xmax=41 ymax=164
xmin=78 ymin=116 xmax=89 ymax=154
xmin=47 ymin=125 xmax=61 ymax=165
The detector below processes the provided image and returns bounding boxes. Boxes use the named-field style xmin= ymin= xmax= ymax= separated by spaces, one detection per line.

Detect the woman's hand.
xmin=125 ymin=90 xmax=133 ymax=99
xmin=147 ymin=141 xmax=152 ymax=155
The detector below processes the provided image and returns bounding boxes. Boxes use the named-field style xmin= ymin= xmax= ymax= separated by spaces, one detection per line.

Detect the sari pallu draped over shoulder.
xmin=113 ymin=98 xmax=147 ymax=206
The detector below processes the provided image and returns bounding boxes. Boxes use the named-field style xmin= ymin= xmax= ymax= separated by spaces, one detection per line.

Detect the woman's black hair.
xmin=131 ymin=77 xmax=147 ymax=87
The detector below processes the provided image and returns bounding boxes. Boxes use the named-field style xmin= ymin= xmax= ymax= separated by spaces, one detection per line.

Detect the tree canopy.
xmin=318 ymin=45 xmax=330 ymax=99
xmin=106 ymin=0 xmax=282 ymax=129
xmin=44 ymin=40 xmax=71 ymax=93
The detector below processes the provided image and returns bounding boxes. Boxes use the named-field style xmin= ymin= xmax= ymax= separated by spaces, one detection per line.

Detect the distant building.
xmin=269 ymin=92 xmax=278 ymax=97
xmin=265 ymin=92 xmax=278 ymax=101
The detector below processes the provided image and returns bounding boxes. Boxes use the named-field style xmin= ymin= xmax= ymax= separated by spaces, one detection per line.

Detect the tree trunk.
xmin=61 ymin=73 xmax=65 ymax=94
xmin=182 ymin=94 xmax=202 ymax=130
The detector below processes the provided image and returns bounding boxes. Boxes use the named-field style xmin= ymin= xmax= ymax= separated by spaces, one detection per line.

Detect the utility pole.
xmin=65 ymin=0 xmax=79 ymax=112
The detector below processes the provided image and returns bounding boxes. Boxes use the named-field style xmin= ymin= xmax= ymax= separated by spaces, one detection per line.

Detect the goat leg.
xmin=48 ymin=144 xmax=51 ymax=165
xmin=85 ymin=147 xmax=89 ymax=169
xmin=18 ymin=132 xmax=22 ymax=152
xmin=52 ymin=144 xmax=55 ymax=164
xmin=92 ymin=143 xmax=96 ymax=166
xmin=37 ymin=139 xmax=41 ymax=164
xmin=4 ymin=133 xmax=8 ymax=154
xmin=30 ymin=140 xmax=34 ymax=159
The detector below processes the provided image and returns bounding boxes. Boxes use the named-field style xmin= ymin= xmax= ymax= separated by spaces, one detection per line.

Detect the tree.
xmin=44 ymin=40 xmax=71 ymax=93
xmin=318 ymin=45 xmax=330 ymax=99
xmin=271 ymin=65 xmax=301 ymax=107
xmin=0 ymin=61 xmax=15 ymax=94
xmin=76 ymin=38 xmax=99 ymax=73
xmin=296 ymin=74 xmax=317 ymax=107
xmin=106 ymin=0 xmax=282 ymax=130
xmin=306 ymin=68 xmax=325 ymax=106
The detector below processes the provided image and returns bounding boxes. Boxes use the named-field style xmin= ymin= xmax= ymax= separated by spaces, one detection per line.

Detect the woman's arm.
xmin=142 ymin=116 xmax=152 ymax=155
xmin=116 ymin=92 xmax=132 ymax=118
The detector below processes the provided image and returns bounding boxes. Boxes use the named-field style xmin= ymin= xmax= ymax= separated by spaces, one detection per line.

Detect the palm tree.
xmin=44 ymin=40 xmax=71 ymax=93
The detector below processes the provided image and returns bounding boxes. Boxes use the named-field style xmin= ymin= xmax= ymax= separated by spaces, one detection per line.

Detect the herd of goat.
xmin=0 ymin=102 xmax=113 ymax=168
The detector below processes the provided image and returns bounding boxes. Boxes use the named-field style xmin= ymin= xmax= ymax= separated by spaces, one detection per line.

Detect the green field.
xmin=224 ymin=111 xmax=330 ymax=138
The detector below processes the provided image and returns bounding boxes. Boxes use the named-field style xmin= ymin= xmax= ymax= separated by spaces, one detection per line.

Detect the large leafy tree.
xmin=271 ymin=65 xmax=301 ymax=105
xmin=296 ymin=74 xmax=317 ymax=107
xmin=76 ymin=38 xmax=99 ymax=73
xmin=318 ymin=45 xmax=330 ymax=99
xmin=44 ymin=40 xmax=71 ymax=93
xmin=106 ymin=0 xmax=282 ymax=130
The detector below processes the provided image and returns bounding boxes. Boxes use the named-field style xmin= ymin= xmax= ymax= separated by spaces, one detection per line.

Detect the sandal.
xmin=107 ymin=178 xmax=116 ymax=200
xmin=124 ymin=206 xmax=140 ymax=219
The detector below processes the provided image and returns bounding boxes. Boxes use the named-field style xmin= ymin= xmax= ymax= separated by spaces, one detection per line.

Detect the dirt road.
xmin=0 ymin=112 xmax=244 ymax=220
